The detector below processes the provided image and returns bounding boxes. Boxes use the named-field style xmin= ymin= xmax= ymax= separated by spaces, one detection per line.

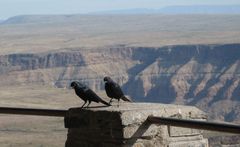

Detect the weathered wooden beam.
xmin=0 ymin=107 xmax=67 ymax=117
xmin=148 ymin=116 xmax=240 ymax=134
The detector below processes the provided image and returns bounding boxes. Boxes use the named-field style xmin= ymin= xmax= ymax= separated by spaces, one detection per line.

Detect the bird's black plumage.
xmin=70 ymin=81 xmax=111 ymax=108
xmin=104 ymin=76 xmax=132 ymax=106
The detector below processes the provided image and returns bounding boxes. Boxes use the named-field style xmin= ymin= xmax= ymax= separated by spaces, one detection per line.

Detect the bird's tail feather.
xmin=100 ymin=99 xmax=111 ymax=106
xmin=121 ymin=96 xmax=132 ymax=102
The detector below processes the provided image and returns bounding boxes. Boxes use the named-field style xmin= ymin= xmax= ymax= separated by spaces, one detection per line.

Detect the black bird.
xmin=104 ymin=76 xmax=132 ymax=106
xmin=70 ymin=81 xmax=111 ymax=108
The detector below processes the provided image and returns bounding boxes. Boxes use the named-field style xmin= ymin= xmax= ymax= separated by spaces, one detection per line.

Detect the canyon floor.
xmin=0 ymin=85 xmax=73 ymax=146
xmin=0 ymin=84 xmax=114 ymax=146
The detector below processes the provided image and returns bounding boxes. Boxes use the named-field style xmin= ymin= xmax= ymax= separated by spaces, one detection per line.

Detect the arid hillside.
xmin=0 ymin=14 xmax=240 ymax=122
xmin=0 ymin=14 xmax=240 ymax=146
xmin=0 ymin=44 xmax=240 ymax=123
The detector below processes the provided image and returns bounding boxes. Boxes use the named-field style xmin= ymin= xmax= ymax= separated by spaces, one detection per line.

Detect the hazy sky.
xmin=0 ymin=0 xmax=240 ymax=19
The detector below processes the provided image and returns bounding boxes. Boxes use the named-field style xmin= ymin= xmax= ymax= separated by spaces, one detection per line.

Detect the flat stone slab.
xmin=65 ymin=102 xmax=206 ymax=126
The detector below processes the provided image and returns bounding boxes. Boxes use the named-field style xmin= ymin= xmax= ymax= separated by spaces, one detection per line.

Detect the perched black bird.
xmin=70 ymin=81 xmax=111 ymax=108
xmin=104 ymin=76 xmax=132 ymax=106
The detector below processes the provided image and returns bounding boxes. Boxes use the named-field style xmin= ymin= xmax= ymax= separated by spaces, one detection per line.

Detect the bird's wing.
xmin=86 ymin=89 xmax=110 ymax=106
xmin=105 ymin=83 xmax=115 ymax=98
xmin=85 ymin=89 xmax=102 ymax=102
xmin=111 ymin=82 xmax=125 ymax=98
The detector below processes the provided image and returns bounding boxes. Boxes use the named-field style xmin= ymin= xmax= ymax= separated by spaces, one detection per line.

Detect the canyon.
xmin=0 ymin=14 xmax=239 ymax=146
xmin=0 ymin=44 xmax=240 ymax=122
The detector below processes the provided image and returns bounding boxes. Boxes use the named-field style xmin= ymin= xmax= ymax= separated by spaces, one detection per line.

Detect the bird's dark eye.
xmin=104 ymin=77 xmax=109 ymax=81
xmin=71 ymin=82 xmax=77 ymax=87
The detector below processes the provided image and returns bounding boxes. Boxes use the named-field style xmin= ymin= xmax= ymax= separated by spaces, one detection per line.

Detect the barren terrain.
xmin=0 ymin=14 xmax=240 ymax=146
xmin=0 ymin=14 xmax=240 ymax=54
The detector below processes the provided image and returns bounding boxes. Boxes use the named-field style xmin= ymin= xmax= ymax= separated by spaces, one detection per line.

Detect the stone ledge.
xmin=65 ymin=102 xmax=208 ymax=147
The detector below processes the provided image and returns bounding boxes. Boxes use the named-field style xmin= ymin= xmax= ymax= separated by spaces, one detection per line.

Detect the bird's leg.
xmin=109 ymin=98 xmax=113 ymax=104
xmin=81 ymin=101 xmax=87 ymax=108
xmin=86 ymin=101 xmax=91 ymax=108
xmin=117 ymin=99 xmax=120 ymax=107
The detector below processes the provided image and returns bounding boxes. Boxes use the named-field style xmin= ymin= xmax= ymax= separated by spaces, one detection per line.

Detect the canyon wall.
xmin=0 ymin=44 xmax=240 ymax=122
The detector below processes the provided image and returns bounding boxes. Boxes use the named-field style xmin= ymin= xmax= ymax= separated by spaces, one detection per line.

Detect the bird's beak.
xmin=103 ymin=77 xmax=107 ymax=82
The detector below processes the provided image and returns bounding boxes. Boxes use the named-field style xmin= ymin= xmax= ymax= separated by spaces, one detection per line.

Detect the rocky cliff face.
xmin=0 ymin=44 xmax=240 ymax=122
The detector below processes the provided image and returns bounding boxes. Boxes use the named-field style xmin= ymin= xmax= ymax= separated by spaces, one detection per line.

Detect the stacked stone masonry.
xmin=64 ymin=103 xmax=208 ymax=147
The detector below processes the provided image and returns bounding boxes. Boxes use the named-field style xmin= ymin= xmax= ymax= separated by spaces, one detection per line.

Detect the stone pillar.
xmin=64 ymin=103 xmax=208 ymax=147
